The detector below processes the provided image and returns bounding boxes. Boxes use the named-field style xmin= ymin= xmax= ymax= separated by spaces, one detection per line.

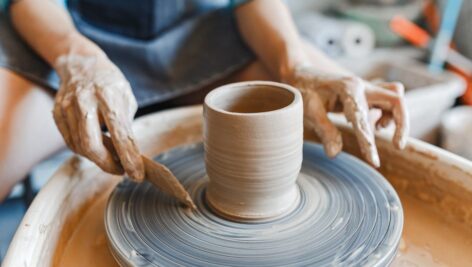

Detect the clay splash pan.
xmin=105 ymin=142 xmax=403 ymax=267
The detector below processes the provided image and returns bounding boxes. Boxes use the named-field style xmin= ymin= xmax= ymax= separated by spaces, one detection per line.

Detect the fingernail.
xmin=126 ymin=167 xmax=143 ymax=181
xmin=325 ymin=141 xmax=342 ymax=158
xmin=184 ymin=195 xmax=197 ymax=210
xmin=370 ymin=153 xmax=380 ymax=168
xmin=398 ymin=135 xmax=407 ymax=150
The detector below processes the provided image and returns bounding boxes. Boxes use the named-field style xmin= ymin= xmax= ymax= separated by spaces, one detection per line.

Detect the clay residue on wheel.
xmin=391 ymin=193 xmax=472 ymax=267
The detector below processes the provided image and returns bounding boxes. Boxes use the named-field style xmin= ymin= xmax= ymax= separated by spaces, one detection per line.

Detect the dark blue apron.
xmin=0 ymin=0 xmax=254 ymax=107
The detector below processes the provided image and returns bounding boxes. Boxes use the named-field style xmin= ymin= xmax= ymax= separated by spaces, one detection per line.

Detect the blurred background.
xmin=289 ymin=0 xmax=471 ymax=154
xmin=287 ymin=0 xmax=472 ymax=146
xmin=1 ymin=0 xmax=471 ymax=261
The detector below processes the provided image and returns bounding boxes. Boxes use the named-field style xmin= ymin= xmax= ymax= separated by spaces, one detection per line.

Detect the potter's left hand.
xmin=286 ymin=64 xmax=409 ymax=167
xmin=53 ymin=54 xmax=145 ymax=181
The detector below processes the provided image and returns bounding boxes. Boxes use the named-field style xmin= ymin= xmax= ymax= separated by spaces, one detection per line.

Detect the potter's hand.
xmin=53 ymin=54 xmax=145 ymax=181
xmin=287 ymin=64 xmax=409 ymax=167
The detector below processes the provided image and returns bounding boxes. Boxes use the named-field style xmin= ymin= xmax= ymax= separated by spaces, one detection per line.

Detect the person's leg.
xmin=0 ymin=68 xmax=65 ymax=201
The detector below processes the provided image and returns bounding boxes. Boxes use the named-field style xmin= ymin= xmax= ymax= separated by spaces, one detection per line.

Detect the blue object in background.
xmin=429 ymin=0 xmax=463 ymax=73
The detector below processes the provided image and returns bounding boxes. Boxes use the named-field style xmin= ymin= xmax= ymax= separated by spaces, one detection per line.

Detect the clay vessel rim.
xmin=204 ymin=81 xmax=301 ymax=117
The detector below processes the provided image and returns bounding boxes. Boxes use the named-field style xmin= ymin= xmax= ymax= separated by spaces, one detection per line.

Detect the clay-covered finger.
xmin=379 ymin=82 xmax=409 ymax=149
xmin=339 ymin=78 xmax=380 ymax=167
xmin=304 ymin=91 xmax=343 ymax=158
xmin=53 ymin=87 xmax=75 ymax=151
xmin=59 ymin=88 xmax=82 ymax=154
xmin=368 ymin=82 xmax=409 ymax=149
xmin=368 ymin=108 xmax=382 ymax=130
xmin=74 ymin=89 xmax=124 ymax=175
xmin=376 ymin=112 xmax=392 ymax=130
xmin=125 ymin=87 xmax=138 ymax=121
xmin=97 ymin=92 xmax=145 ymax=181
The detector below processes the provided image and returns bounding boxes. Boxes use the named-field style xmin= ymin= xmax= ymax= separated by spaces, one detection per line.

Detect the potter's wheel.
xmin=105 ymin=142 xmax=403 ymax=266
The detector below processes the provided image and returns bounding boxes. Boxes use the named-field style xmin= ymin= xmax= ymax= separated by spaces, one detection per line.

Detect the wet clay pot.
xmin=203 ymin=81 xmax=304 ymax=220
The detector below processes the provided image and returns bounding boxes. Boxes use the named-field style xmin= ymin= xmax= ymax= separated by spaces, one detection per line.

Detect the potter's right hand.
xmin=53 ymin=54 xmax=145 ymax=181
xmin=286 ymin=64 xmax=409 ymax=167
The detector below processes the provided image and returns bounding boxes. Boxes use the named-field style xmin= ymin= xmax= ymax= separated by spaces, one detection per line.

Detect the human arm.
xmin=9 ymin=0 xmax=145 ymax=180
xmin=234 ymin=0 xmax=409 ymax=167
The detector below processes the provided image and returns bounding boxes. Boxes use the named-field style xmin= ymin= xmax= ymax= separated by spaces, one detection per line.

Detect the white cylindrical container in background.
xmin=296 ymin=14 xmax=375 ymax=58
xmin=342 ymin=21 xmax=375 ymax=57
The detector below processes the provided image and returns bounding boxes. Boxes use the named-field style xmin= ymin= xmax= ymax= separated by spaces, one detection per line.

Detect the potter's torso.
xmin=69 ymin=0 xmax=234 ymax=39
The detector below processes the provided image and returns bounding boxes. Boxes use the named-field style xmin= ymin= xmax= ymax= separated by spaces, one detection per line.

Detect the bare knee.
xmin=0 ymin=68 xmax=63 ymax=201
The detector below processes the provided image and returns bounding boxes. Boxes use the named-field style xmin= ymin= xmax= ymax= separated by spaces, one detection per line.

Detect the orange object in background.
xmin=451 ymin=66 xmax=472 ymax=105
xmin=422 ymin=0 xmax=472 ymax=104
xmin=391 ymin=14 xmax=472 ymax=105
xmin=462 ymin=82 xmax=472 ymax=105
xmin=390 ymin=16 xmax=431 ymax=48
xmin=423 ymin=0 xmax=441 ymax=34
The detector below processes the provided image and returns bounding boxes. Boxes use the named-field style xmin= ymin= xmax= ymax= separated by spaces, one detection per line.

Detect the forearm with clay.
xmin=235 ymin=0 xmax=409 ymax=167
xmin=9 ymin=0 xmax=145 ymax=180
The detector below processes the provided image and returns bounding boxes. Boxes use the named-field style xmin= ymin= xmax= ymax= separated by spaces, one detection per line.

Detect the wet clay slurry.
xmin=204 ymin=82 xmax=303 ymax=220
xmin=392 ymin=193 xmax=472 ymax=266
xmin=57 ymin=185 xmax=472 ymax=267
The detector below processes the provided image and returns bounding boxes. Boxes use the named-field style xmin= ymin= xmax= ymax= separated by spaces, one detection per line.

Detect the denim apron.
xmin=0 ymin=0 xmax=254 ymax=107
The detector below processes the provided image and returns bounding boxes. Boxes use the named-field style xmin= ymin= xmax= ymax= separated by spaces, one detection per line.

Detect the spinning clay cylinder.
xmin=204 ymin=81 xmax=303 ymax=220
